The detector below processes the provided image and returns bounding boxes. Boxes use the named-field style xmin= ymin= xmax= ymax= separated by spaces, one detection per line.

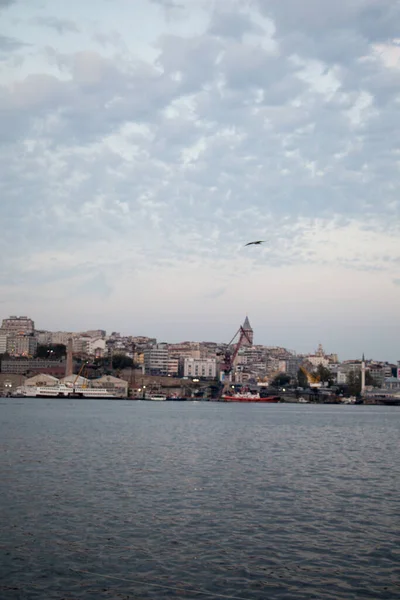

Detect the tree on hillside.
xmin=36 ymin=344 xmax=66 ymax=359
xmin=366 ymin=371 xmax=378 ymax=387
xmin=316 ymin=364 xmax=334 ymax=387
xmin=271 ymin=373 xmax=291 ymax=387
xmin=112 ymin=354 xmax=134 ymax=370
xmin=347 ymin=371 xmax=378 ymax=396
xmin=297 ymin=368 xmax=309 ymax=389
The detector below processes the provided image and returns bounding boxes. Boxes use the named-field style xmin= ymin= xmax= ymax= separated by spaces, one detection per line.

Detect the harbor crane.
xmin=216 ymin=326 xmax=252 ymax=398
xmin=299 ymin=365 xmax=321 ymax=388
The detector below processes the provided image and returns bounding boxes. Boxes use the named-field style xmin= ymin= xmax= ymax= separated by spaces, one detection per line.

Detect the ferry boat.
xmin=222 ymin=391 xmax=280 ymax=403
xmin=147 ymin=394 xmax=167 ymax=401
xmin=14 ymin=384 xmax=117 ymax=399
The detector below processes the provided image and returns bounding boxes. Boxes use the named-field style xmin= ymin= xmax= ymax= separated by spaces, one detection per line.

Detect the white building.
xmin=336 ymin=370 xmax=348 ymax=384
xmin=60 ymin=374 xmax=88 ymax=386
xmin=82 ymin=330 xmax=106 ymax=339
xmin=168 ymin=358 xmax=179 ymax=376
xmin=168 ymin=342 xmax=201 ymax=360
xmin=87 ymin=338 xmax=106 ymax=357
xmin=307 ymin=355 xmax=329 ymax=368
xmin=1 ymin=316 xmax=35 ymax=336
xmin=92 ymin=375 xmax=128 ymax=397
xmin=144 ymin=344 xmax=169 ymax=375
xmin=266 ymin=357 xmax=283 ymax=373
xmin=7 ymin=335 xmax=37 ymax=357
xmin=183 ymin=358 xmax=217 ymax=379
xmin=0 ymin=334 xmax=8 ymax=354
xmin=242 ymin=347 xmax=263 ymax=363
xmin=72 ymin=336 xmax=91 ymax=354
xmin=51 ymin=332 xmax=74 ymax=345
xmin=24 ymin=374 xmax=59 ymax=387
xmin=36 ymin=331 xmax=52 ymax=345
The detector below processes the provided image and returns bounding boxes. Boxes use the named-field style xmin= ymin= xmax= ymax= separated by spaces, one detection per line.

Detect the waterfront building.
xmin=24 ymin=374 xmax=59 ymax=388
xmin=0 ymin=373 xmax=25 ymax=394
xmin=0 ymin=358 xmax=64 ymax=375
xmin=384 ymin=377 xmax=400 ymax=391
xmin=60 ymin=374 xmax=88 ymax=386
xmin=91 ymin=375 xmax=128 ymax=397
xmin=183 ymin=358 xmax=217 ymax=379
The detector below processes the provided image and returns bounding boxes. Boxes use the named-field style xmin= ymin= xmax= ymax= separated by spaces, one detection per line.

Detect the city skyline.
xmin=1 ymin=312 xmax=398 ymax=364
xmin=1 ymin=0 xmax=400 ymax=361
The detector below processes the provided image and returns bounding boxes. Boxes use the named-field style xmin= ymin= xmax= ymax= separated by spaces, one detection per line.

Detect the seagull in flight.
xmin=244 ymin=240 xmax=266 ymax=246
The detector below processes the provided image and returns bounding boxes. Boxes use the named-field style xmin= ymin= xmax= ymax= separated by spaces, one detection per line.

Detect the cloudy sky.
xmin=1 ymin=0 xmax=400 ymax=360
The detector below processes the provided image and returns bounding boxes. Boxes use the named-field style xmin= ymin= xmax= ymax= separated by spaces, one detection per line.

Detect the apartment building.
xmin=183 ymin=358 xmax=217 ymax=379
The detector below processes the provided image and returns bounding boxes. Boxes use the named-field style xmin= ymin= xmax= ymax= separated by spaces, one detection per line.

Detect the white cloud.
xmin=1 ymin=0 xmax=400 ymax=359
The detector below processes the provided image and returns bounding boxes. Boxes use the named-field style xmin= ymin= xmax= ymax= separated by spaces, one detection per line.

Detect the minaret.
xmin=65 ymin=338 xmax=73 ymax=377
xmin=242 ymin=315 xmax=253 ymax=346
xmin=361 ymin=353 xmax=366 ymax=396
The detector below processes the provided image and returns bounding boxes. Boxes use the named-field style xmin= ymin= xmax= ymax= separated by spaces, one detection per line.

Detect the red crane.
xmin=217 ymin=326 xmax=252 ymax=397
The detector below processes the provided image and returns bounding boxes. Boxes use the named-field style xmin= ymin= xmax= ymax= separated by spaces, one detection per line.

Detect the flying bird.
xmin=244 ymin=240 xmax=266 ymax=246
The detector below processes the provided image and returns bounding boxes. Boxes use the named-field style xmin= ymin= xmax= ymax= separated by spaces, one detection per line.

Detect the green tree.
xmin=316 ymin=364 xmax=334 ymax=386
xmin=347 ymin=371 xmax=361 ymax=396
xmin=271 ymin=373 xmax=291 ymax=387
xmin=297 ymin=368 xmax=308 ymax=388
xmin=36 ymin=344 xmax=66 ymax=359
xmin=347 ymin=370 xmax=378 ymax=396
xmin=366 ymin=371 xmax=377 ymax=387
xmin=112 ymin=354 xmax=134 ymax=370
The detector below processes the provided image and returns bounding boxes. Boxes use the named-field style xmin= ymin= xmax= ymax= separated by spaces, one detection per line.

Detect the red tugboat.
xmin=222 ymin=391 xmax=280 ymax=403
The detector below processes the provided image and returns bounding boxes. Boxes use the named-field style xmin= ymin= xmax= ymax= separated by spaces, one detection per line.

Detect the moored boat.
xmin=147 ymin=394 xmax=167 ymax=401
xmin=222 ymin=391 xmax=280 ymax=403
xmin=14 ymin=384 xmax=118 ymax=399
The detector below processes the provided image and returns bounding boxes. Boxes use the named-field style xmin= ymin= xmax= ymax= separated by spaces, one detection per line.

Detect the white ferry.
xmin=147 ymin=394 xmax=167 ymax=401
xmin=14 ymin=384 xmax=117 ymax=399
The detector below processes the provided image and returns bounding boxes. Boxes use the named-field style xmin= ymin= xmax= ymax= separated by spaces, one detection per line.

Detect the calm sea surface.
xmin=1 ymin=398 xmax=399 ymax=599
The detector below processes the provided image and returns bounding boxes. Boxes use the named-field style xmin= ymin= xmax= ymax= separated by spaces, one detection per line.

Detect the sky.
xmin=1 ymin=0 xmax=400 ymax=361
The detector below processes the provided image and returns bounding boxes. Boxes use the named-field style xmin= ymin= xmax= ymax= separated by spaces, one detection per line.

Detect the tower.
xmin=361 ymin=353 xmax=366 ymax=396
xmin=65 ymin=338 xmax=73 ymax=377
xmin=242 ymin=315 xmax=253 ymax=346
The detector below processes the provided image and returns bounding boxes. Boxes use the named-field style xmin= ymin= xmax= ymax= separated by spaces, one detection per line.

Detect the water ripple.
xmin=1 ymin=399 xmax=399 ymax=599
